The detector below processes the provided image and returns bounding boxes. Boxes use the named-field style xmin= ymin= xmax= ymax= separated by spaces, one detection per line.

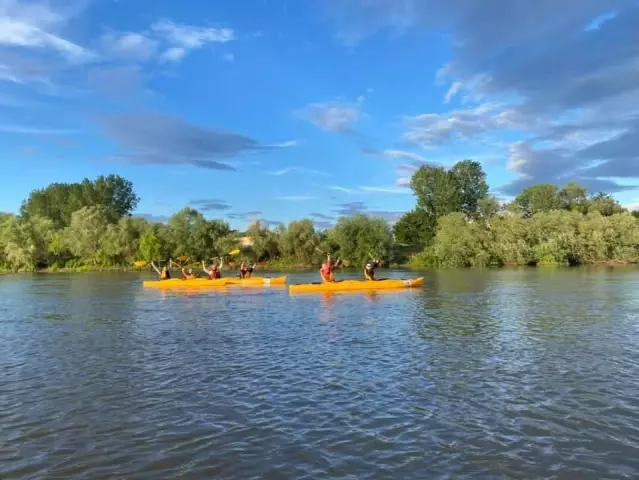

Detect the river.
xmin=1 ymin=268 xmax=639 ymax=479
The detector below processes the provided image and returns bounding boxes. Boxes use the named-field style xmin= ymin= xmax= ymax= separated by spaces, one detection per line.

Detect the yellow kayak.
xmin=224 ymin=276 xmax=287 ymax=286
xmin=142 ymin=278 xmax=228 ymax=288
xmin=142 ymin=276 xmax=286 ymax=289
xmin=289 ymin=277 xmax=424 ymax=293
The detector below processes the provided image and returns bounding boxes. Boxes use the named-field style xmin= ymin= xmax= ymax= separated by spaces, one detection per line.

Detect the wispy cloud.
xmin=134 ymin=213 xmax=170 ymax=223
xmin=0 ymin=124 xmax=78 ymax=135
xmin=100 ymin=32 xmax=159 ymax=61
xmin=328 ymin=184 xmax=410 ymax=195
xmin=296 ymin=99 xmax=362 ymax=133
xmin=324 ymin=0 xmax=639 ymax=195
xmin=327 ymin=185 xmax=356 ymax=194
xmin=310 ymin=212 xmax=335 ymax=220
xmin=269 ymin=166 xmax=331 ymax=177
xmin=152 ymin=20 xmax=234 ymax=63
xmin=359 ymin=186 xmax=411 ymax=194
xmin=98 ymin=112 xmax=290 ymax=170
xmin=189 ymin=199 xmax=232 ymax=211
xmin=275 ymin=195 xmax=316 ymax=201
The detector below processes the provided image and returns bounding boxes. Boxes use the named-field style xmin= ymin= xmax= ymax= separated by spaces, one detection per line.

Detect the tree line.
xmin=0 ymin=175 xmax=394 ymax=271
xmin=1 ymin=169 xmax=638 ymax=272
xmin=396 ymin=160 xmax=639 ymax=267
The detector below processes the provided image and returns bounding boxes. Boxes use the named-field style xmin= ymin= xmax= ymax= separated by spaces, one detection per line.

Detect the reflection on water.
xmin=1 ymin=269 xmax=639 ymax=479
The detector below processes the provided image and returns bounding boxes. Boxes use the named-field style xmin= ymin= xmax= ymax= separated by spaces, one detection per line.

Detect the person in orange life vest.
xmin=239 ymin=261 xmax=256 ymax=279
xmin=181 ymin=267 xmax=196 ymax=280
xmin=320 ymin=253 xmax=341 ymax=283
xmin=202 ymin=259 xmax=222 ymax=279
xmin=151 ymin=261 xmax=171 ymax=280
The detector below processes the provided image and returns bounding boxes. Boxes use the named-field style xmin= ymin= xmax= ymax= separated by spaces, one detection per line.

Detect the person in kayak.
xmin=181 ymin=267 xmax=196 ymax=280
xmin=239 ymin=261 xmax=256 ymax=279
xmin=202 ymin=259 xmax=222 ymax=279
xmin=364 ymin=259 xmax=380 ymax=281
xmin=151 ymin=261 xmax=171 ymax=280
xmin=320 ymin=254 xmax=341 ymax=283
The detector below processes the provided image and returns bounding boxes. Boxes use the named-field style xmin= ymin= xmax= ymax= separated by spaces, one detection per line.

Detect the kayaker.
xmin=202 ymin=259 xmax=222 ymax=279
xmin=364 ymin=259 xmax=380 ymax=281
xmin=181 ymin=267 xmax=196 ymax=280
xmin=151 ymin=262 xmax=171 ymax=280
xmin=320 ymin=254 xmax=341 ymax=283
xmin=239 ymin=261 xmax=256 ymax=279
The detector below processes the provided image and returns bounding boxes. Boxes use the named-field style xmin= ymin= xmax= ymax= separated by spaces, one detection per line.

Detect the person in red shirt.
xmin=320 ymin=253 xmax=341 ymax=283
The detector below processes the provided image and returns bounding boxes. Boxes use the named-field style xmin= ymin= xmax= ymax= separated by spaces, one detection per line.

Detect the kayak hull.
xmin=288 ymin=277 xmax=424 ymax=293
xmin=143 ymin=278 xmax=228 ymax=288
xmin=142 ymin=276 xmax=286 ymax=289
xmin=224 ymin=276 xmax=287 ymax=286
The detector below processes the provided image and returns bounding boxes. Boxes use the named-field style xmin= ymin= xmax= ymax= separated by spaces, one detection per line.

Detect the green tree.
xmin=329 ymin=214 xmax=393 ymax=267
xmin=1 ymin=215 xmax=55 ymax=270
xmin=411 ymin=165 xmax=461 ymax=218
xmin=21 ymin=175 xmax=139 ymax=226
xmin=64 ymin=206 xmax=110 ymax=265
xmin=559 ymin=182 xmax=589 ymax=212
xmin=514 ymin=184 xmax=562 ymax=216
xmin=586 ymin=192 xmax=625 ymax=216
xmin=246 ymin=221 xmax=280 ymax=261
xmin=393 ymin=209 xmax=435 ymax=245
xmin=278 ymin=219 xmax=318 ymax=265
xmin=138 ymin=227 xmax=165 ymax=262
xmin=165 ymin=208 xmax=231 ymax=260
xmin=450 ymin=160 xmax=489 ymax=216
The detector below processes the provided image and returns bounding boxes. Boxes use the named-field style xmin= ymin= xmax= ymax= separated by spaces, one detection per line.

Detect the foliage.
xmin=65 ymin=206 xmax=110 ymax=265
xmin=164 ymin=208 xmax=231 ymax=260
xmin=3 ymin=173 xmax=638 ymax=272
xmin=329 ymin=214 xmax=393 ymax=267
xmin=393 ymin=209 xmax=435 ymax=245
xmin=409 ymin=209 xmax=639 ymax=268
xmin=246 ymin=221 xmax=280 ymax=261
xmin=514 ymin=183 xmax=625 ymax=217
xmin=21 ymin=174 xmax=139 ymax=227
xmin=277 ymin=219 xmax=319 ymax=266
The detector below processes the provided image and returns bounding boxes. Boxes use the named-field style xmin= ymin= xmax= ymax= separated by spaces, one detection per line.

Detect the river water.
xmin=1 ymin=268 xmax=639 ymax=479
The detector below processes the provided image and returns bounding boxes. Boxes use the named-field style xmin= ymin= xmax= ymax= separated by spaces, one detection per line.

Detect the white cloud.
xmin=151 ymin=20 xmax=234 ymax=63
xmin=328 ymin=185 xmax=356 ymax=194
xmin=0 ymin=124 xmax=78 ymax=134
xmin=160 ymin=47 xmax=187 ymax=63
xmin=297 ymin=100 xmax=362 ymax=133
xmin=101 ymin=32 xmax=158 ymax=61
xmin=269 ymin=166 xmax=331 ymax=177
xmin=275 ymin=195 xmax=316 ymax=201
xmin=359 ymin=186 xmax=411 ymax=194
xmin=380 ymin=149 xmax=426 ymax=162
xmin=0 ymin=17 xmax=90 ymax=62
xmin=444 ymin=80 xmax=462 ymax=103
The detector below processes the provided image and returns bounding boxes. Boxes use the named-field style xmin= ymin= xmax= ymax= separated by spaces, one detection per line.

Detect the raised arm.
xmin=151 ymin=262 xmax=161 ymax=276
xmin=201 ymin=261 xmax=211 ymax=276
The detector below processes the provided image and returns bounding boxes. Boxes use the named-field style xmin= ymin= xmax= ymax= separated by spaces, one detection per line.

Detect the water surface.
xmin=2 ymin=268 xmax=639 ymax=479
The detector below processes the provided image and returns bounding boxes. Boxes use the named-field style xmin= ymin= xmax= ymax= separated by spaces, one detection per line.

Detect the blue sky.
xmin=1 ymin=0 xmax=639 ymax=229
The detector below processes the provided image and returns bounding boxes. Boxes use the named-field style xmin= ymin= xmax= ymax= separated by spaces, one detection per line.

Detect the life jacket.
xmin=240 ymin=265 xmax=248 ymax=279
xmin=320 ymin=264 xmax=334 ymax=283
xmin=160 ymin=268 xmax=170 ymax=280
xmin=209 ymin=269 xmax=221 ymax=280
xmin=364 ymin=261 xmax=378 ymax=281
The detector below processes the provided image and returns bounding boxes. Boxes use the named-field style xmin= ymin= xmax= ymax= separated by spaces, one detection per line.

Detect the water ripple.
xmin=1 ymin=269 xmax=639 ymax=478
